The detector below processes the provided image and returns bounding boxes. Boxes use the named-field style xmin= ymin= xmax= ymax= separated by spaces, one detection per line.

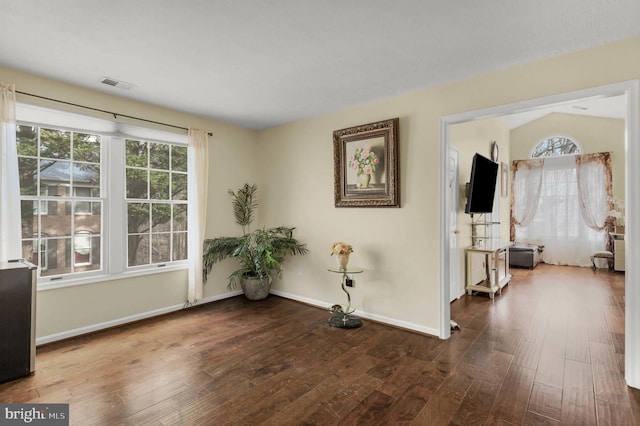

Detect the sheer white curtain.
xmin=515 ymin=155 xmax=605 ymax=267
xmin=576 ymin=152 xmax=612 ymax=231
xmin=187 ymin=128 xmax=209 ymax=303
xmin=512 ymin=159 xmax=544 ymax=228
xmin=0 ymin=82 xmax=22 ymax=261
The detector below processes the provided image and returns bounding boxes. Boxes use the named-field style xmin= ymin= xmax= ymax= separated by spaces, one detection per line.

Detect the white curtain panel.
xmin=512 ymin=158 xmax=544 ymax=228
xmin=0 ymin=82 xmax=22 ymax=261
xmin=187 ymin=128 xmax=209 ymax=303
xmin=516 ymin=155 xmax=605 ymax=267
xmin=576 ymin=153 xmax=612 ymax=231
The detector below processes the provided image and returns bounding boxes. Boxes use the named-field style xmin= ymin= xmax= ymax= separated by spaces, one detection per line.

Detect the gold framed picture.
xmin=333 ymin=118 xmax=400 ymax=207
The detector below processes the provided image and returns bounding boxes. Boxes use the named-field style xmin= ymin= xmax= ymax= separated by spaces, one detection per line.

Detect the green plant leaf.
xmin=228 ymin=183 xmax=258 ymax=233
xmin=202 ymin=185 xmax=309 ymax=290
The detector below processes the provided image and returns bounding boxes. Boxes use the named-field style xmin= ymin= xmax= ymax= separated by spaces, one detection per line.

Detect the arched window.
xmin=530 ymin=136 xmax=581 ymax=158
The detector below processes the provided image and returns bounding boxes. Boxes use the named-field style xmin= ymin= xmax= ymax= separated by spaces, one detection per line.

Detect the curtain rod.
xmin=15 ymin=90 xmax=213 ymax=136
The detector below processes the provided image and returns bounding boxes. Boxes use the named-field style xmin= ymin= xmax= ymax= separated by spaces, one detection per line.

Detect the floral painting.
xmin=346 ymin=137 xmax=385 ymax=190
xmin=333 ymin=118 xmax=400 ymax=207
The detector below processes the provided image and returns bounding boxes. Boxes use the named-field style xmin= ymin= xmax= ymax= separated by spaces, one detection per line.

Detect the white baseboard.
xmin=37 ymin=288 xmax=439 ymax=346
xmin=270 ymin=289 xmax=439 ymax=337
xmin=36 ymin=290 xmax=242 ymax=346
xmin=452 ymin=288 xmax=466 ymax=301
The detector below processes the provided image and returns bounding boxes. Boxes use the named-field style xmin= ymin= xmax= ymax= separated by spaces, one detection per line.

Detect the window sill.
xmin=36 ymin=262 xmax=188 ymax=291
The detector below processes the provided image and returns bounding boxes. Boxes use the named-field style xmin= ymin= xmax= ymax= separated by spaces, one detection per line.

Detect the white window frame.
xmin=31 ymin=236 xmax=48 ymax=271
xmin=530 ymin=135 xmax=582 ymax=158
xmin=33 ymin=182 xmax=51 ymax=216
xmin=73 ymin=231 xmax=92 ymax=267
xmin=74 ymin=187 xmax=97 ymax=215
xmin=124 ymin=139 xmax=188 ymax=269
xmin=33 ymin=200 xmax=49 ymax=216
xmin=17 ymin=103 xmax=188 ymax=290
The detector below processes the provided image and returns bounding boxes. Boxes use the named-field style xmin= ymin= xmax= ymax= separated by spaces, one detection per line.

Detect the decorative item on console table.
xmin=330 ymin=241 xmax=353 ymax=270
xmin=607 ymin=196 xmax=625 ymax=234
xmin=202 ymin=183 xmax=309 ymax=300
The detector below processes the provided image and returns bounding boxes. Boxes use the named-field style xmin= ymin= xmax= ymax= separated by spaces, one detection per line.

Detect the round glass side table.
xmin=327 ymin=266 xmax=364 ymax=329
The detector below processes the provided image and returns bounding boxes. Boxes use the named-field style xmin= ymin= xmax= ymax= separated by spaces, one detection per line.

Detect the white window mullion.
xmin=148 ymin=202 xmax=153 ymax=265
xmin=69 ymin=133 xmax=75 ymax=274
xmin=107 ymin=137 xmax=125 ymax=275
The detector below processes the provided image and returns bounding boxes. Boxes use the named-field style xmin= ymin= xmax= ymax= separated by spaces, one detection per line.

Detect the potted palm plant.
xmin=203 ymin=183 xmax=308 ymax=300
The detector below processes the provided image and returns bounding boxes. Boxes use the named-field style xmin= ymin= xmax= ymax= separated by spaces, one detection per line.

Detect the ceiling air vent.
xmin=98 ymin=77 xmax=135 ymax=90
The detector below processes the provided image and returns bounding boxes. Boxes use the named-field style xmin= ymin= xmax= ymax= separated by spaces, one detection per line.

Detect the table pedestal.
xmin=327 ymin=267 xmax=364 ymax=329
xmin=328 ymin=315 xmax=362 ymax=329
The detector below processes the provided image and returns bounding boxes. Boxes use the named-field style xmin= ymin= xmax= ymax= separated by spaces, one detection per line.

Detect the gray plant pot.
xmin=240 ymin=276 xmax=271 ymax=300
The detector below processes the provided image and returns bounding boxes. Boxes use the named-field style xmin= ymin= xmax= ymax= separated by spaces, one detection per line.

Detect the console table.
xmin=327 ymin=267 xmax=364 ymax=328
xmin=610 ymin=232 xmax=625 ymax=272
xmin=466 ymin=241 xmax=512 ymax=299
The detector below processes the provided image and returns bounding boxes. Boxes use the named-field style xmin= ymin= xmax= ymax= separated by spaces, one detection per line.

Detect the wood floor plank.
xmin=462 ymin=334 xmax=498 ymax=367
xmin=494 ymin=326 xmax=524 ymax=356
xmin=489 ymin=365 xmax=536 ymax=425
xmin=410 ymin=393 xmax=461 ymax=426
xmin=590 ymin=341 xmax=630 ymax=404
xmin=376 ymin=381 xmax=441 ymax=425
xmin=595 ymin=400 xmax=636 ymax=426
xmin=122 ymin=386 xmax=210 ymax=426
xmin=523 ymin=411 xmax=560 ymax=425
xmin=527 ymin=383 xmax=562 ymax=422
xmin=611 ymin=332 xmax=625 ymax=356
xmin=423 ymin=334 xmax=477 ymax=381
xmin=295 ymin=374 xmax=384 ymax=424
xmin=565 ymin=312 xmax=591 ymax=364
xmin=217 ymin=370 xmax=327 ymax=425
xmin=512 ymin=320 xmax=547 ymax=371
xmin=561 ymin=359 xmax=596 ymax=425
xmin=533 ymin=326 xmax=567 ymax=390
xmin=262 ymin=372 xmax=382 ymax=425
xmin=449 ymin=350 xmax=514 ymax=425
xmin=603 ymin=303 xmax=625 ymax=335
xmin=627 ymin=386 xmax=640 ymax=425
xmin=372 ymin=354 xmax=435 ymax=398
xmin=340 ymin=389 xmax=395 ymax=424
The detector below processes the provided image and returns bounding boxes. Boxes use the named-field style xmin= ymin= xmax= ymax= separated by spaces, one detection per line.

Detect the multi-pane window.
xmin=14 ymin=105 xmax=189 ymax=286
xmin=530 ymin=136 xmax=580 ymax=158
xmin=125 ymin=139 xmax=188 ymax=267
xmin=17 ymin=125 xmax=102 ymax=277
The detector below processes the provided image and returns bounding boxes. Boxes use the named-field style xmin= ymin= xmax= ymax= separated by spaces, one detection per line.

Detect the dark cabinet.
xmin=0 ymin=260 xmax=37 ymax=383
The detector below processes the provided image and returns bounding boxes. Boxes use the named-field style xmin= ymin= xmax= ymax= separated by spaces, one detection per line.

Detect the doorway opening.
xmin=439 ymin=80 xmax=639 ymax=389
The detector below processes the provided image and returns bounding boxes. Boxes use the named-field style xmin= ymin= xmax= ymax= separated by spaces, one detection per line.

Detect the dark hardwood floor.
xmin=1 ymin=264 xmax=638 ymax=425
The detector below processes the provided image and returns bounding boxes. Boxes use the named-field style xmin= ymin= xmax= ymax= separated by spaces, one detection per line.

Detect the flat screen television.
xmin=464 ymin=153 xmax=498 ymax=215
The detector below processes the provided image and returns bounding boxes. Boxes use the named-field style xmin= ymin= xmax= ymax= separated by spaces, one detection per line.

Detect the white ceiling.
xmin=1 ymin=1 xmax=639 ymax=130
xmin=500 ymin=94 xmax=628 ymax=129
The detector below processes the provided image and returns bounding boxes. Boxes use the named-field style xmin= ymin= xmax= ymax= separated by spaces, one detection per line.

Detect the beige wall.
xmin=258 ymin=36 xmax=640 ymax=333
xmin=451 ymin=118 xmax=511 ymax=243
xmin=0 ymin=65 xmax=259 ymax=338
xmin=3 ymin=35 xmax=639 ymax=340
xmin=510 ymin=112 xmax=626 ymax=199
xmin=449 ymin=118 xmax=510 ymax=296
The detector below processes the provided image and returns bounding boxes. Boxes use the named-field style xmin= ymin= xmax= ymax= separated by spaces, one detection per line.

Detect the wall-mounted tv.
xmin=464 ymin=153 xmax=499 ymax=215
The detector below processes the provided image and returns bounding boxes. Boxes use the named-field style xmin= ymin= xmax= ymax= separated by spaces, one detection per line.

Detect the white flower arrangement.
xmin=607 ymin=196 xmax=625 ymax=227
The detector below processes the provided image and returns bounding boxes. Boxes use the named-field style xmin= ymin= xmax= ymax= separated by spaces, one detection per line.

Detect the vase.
xmin=357 ymin=173 xmax=371 ymax=189
xmin=240 ymin=275 xmax=271 ymax=300
xmin=336 ymin=253 xmax=350 ymax=270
